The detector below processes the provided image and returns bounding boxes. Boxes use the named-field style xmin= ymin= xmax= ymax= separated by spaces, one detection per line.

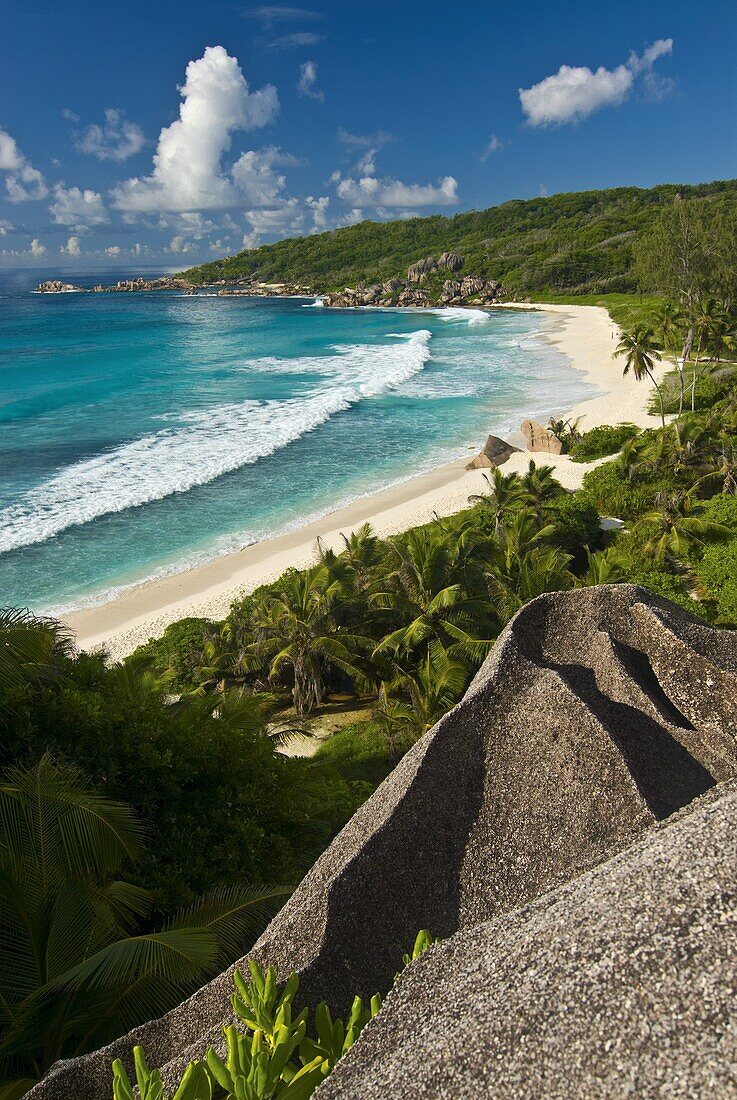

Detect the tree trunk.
xmin=647 ymin=369 xmax=667 ymax=428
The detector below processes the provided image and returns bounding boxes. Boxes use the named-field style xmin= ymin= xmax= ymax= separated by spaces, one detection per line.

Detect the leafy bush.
xmin=569 ymin=423 xmax=640 ymax=462
xmin=581 ymin=461 xmax=660 ymax=519
xmin=546 ymin=494 xmax=601 ymax=554
xmin=695 ymin=538 xmax=737 ymax=625
xmin=133 ymin=617 xmax=217 ymax=691
xmin=702 ymin=496 xmax=737 ymax=529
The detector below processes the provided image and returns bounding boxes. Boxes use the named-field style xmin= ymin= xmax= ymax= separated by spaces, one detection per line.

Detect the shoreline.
xmin=64 ymin=303 xmax=664 ymax=659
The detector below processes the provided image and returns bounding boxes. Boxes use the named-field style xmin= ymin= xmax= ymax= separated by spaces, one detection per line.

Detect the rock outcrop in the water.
xmin=466 ymin=433 xmax=521 ymax=469
xmin=35 ymin=280 xmax=84 ymax=293
xmin=27 ymin=585 xmax=737 ymax=1099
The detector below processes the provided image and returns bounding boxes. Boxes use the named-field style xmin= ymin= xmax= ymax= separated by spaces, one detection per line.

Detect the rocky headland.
xmin=34 ymin=252 xmax=507 ymax=309
xmin=321 ymin=252 xmax=506 ymax=309
xmin=28 ymin=584 xmax=737 ymax=1099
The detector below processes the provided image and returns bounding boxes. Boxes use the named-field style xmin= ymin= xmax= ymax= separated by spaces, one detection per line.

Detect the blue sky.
xmin=1 ymin=0 xmax=735 ymax=269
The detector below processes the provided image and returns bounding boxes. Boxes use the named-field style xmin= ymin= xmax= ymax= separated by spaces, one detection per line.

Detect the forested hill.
xmin=181 ymin=179 xmax=737 ymax=297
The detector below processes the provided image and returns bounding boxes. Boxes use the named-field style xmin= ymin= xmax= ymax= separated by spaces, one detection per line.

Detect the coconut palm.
xmin=240 ymin=565 xmax=368 ymax=716
xmin=577 ymin=546 xmax=628 ymax=586
xmin=0 ymin=756 xmax=287 ymax=1095
xmin=371 ymin=529 xmax=492 ymax=658
xmin=615 ymin=327 xmax=666 ymax=427
xmin=0 ymin=609 xmax=75 ymax=721
xmin=636 ymin=491 xmax=731 ymax=564
xmin=486 ymin=544 xmax=575 ymax=625
xmin=376 ymin=641 xmax=469 ymax=743
xmin=519 ymin=460 xmax=564 ymax=522
xmin=468 ymin=468 xmax=522 ymax=536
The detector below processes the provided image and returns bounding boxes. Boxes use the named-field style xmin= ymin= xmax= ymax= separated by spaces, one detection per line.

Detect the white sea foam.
xmin=0 ymin=330 xmax=431 ymax=554
xmin=427 ymin=307 xmax=490 ymax=326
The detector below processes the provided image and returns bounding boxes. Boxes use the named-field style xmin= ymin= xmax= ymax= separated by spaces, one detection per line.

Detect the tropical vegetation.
xmin=3 ymin=183 xmax=737 ymax=1098
xmin=181 ymin=180 xmax=737 ymax=298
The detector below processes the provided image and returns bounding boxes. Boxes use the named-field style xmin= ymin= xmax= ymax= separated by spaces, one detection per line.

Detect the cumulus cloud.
xmin=0 ymin=219 xmax=13 ymax=235
xmin=0 ymin=127 xmax=47 ymax=202
xmin=111 ymin=46 xmax=279 ymax=213
xmin=30 ymin=238 xmax=46 ymax=256
xmin=50 ymin=184 xmax=108 ymax=226
xmin=105 ymin=244 xmax=121 ymax=256
xmin=231 ymin=146 xmax=298 ymax=206
xmin=336 ymin=172 xmax=458 ymax=209
xmin=519 ymin=38 xmax=673 ymax=126
xmin=74 ymin=108 xmax=146 ymax=162
xmin=298 ymin=60 xmax=323 ymax=101
xmin=305 ymin=194 xmax=329 ymax=230
xmin=60 ymin=235 xmax=81 ymax=256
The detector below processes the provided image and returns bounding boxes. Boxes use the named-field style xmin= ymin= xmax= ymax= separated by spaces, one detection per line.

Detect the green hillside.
xmin=181 ymin=179 xmax=737 ymax=296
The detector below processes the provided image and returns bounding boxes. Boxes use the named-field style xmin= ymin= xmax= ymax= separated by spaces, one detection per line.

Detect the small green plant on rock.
xmin=110 ymin=933 xmax=438 ymax=1100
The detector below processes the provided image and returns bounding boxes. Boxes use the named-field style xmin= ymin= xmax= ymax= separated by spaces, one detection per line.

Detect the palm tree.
xmin=376 ymin=642 xmax=469 ymax=744
xmin=0 ymin=609 xmax=75 ymax=722
xmin=468 ymin=468 xmax=522 ymax=536
xmin=241 ymin=565 xmax=368 ymax=716
xmin=577 ymin=546 xmax=628 ymax=586
xmin=636 ymin=491 xmax=731 ymax=564
xmin=0 ymin=756 xmax=287 ymax=1095
xmin=486 ymin=543 xmax=575 ymax=625
xmin=615 ymin=327 xmax=666 ymax=427
xmin=519 ymin=460 xmax=564 ymax=522
xmin=371 ymin=529 xmax=492 ymax=659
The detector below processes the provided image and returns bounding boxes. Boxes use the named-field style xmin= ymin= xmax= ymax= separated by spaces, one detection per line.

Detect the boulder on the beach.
xmin=466 ymin=434 xmax=520 ymax=469
xmin=521 ymin=417 xmax=564 ymax=453
xmin=27 ymin=585 xmax=737 ymax=1100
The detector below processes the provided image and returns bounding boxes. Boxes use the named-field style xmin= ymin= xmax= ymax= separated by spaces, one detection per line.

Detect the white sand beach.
xmin=65 ymin=303 xmax=665 ymax=659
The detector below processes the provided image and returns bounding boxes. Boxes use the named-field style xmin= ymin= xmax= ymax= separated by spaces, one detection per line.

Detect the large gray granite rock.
xmin=27 ymin=585 xmax=737 ymax=1099
xmin=319 ymin=780 xmax=737 ymax=1098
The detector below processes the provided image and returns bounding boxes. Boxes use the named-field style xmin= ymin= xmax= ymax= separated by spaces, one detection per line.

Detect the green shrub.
xmin=581 ymin=461 xmax=659 ymax=519
xmin=132 ymin=617 xmax=217 ymax=691
xmin=695 ymin=538 xmax=737 ymax=625
xmin=702 ymin=496 xmax=737 ymax=529
xmin=112 ymin=935 xmax=437 ymax=1100
xmin=547 ymin=494 xmax=601 ymax=554
xmin=569 ymin=423 xmax=640 ymax=462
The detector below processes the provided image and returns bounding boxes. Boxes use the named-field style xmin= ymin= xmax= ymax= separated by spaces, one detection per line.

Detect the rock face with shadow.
xmin=28 ymin=585 xmax=737 ymax=1099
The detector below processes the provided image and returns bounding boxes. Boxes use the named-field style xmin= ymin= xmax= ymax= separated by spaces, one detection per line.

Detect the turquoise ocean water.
xmin=0 ymin=270 xmax=597 ymax=613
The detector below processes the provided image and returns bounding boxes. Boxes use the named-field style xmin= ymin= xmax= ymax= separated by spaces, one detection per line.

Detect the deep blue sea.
xmin=0 ymin=269 xmax=596 ymax=612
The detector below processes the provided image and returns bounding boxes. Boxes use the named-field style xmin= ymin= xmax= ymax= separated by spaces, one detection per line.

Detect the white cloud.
xmin=105 ymin=244 xmax=121 ymax=255
xmin=305 ymin=194 xmax=329 ymax=229
xmin=268 ymin=31 xmax=324 ymax=50
xmin=336 ymin=172 xmax=458 ymax=209
xmin=75 ymin=108 xmax=146 ymax=162
xmin=0 ymin=127 xmax=47 ymax=202
xmin=519 ymin=38 xmax=674 ymax=126
xmin=481 ymin=134 xmax=508 ymax=161
xmin=30 ymin=238 xmax=46 ymax=256
xmin=111 ymin=46 xmax=279 ymax=213
xmin=298 ymin=60 xmax=323 ymax=101
xmin=337 ymin=128 xmax=395 ymax=149
xmin=166 ymin=235 xmax=194 ymax=254
xmin=231 ymin=146 xmax=298 ymax=206
xmin=50 ymin=184 xmax=108 ymax=226
xmin=60 ymin=235 xmax=81 ymax=256
xmin=0 ymin=219 xmax=13 ymax=235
